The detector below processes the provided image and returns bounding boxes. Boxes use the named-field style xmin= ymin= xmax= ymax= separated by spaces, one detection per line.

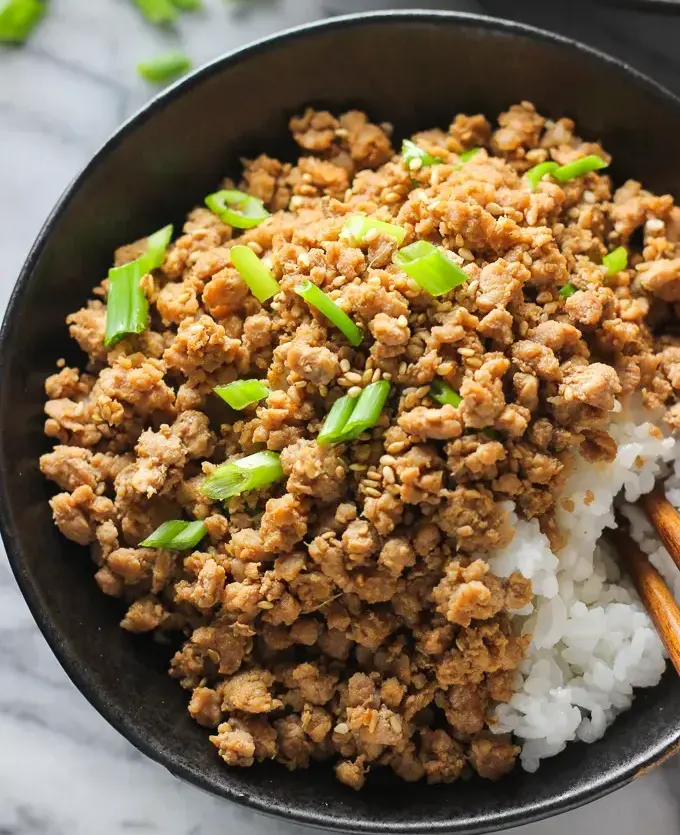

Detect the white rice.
xmin=486 ymin=401 xmax=680 ymax=772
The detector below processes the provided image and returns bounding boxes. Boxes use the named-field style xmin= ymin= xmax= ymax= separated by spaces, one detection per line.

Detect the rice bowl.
xmin=36 ymin=97 xmax=680 ymax=787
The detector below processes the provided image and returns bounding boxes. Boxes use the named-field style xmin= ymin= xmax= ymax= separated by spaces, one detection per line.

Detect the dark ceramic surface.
xmin=2 ymin=10 xmax=680 ymax=835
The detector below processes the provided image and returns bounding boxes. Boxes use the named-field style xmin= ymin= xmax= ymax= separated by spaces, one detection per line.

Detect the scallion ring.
xmin=138 ymin=224 xmax=173 ymax=272
xmin=401 ymin=139 xmax=441 ymax=168
xmin=602 ymin=246 xmax=628 ymax=276
xmin=317 ymin=394 xmax=358 ymax=446
xmin=525 ymin=162 xmax=559 ymax=190
xmin=0 ymin=0 xmax=45 ymax=42
xmin=214 ymin=379 xmax=269 ymax=410
xmin=393 ymin=241 xmax=469 ymax=296
xmin=554 ymin=155 xmax=608 ymax=183
xmin=140 ymin=520 xmax=207 ymax=550
xmin=104 ymin=223 xmax=173 ymax=346
xmin=341 ymin=215 xmax=406 ymax=246
xmin=559 ymin=282 xmax=577 ymax=299
xmin=459 ymin=147 xmax=481 ymax=162
xmin=133 ymin=0 xmax=178 ymax=25
xmin=294 ymin=280 xmax=363 ymax=347
xmin=336 ymin=380 xmax=391 ymax=442
xmin=229 ymin=245 xmax=280 ymax=303
xmin=429 ymin=380 xmax=462 ymax=408
xmin=137 ymin=51 xmax=191 ymax=83
xmin=104 ymin=260 xmax=149 ymax=347
xmin=205 ymin=189 xmax=270 ymax=229
xmin=200 ymin=451 xmax=284 ymax=501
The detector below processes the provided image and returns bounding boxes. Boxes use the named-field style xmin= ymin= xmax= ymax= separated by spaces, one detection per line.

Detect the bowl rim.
xmin=3 ymin=8 xmax=680 ymax=834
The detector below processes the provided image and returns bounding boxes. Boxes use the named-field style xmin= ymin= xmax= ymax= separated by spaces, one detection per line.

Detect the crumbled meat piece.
xmin=566 ymin=288 xmax=614 ymax=329
xmin=476 ymin=259 xmax=528 ymax=312
xmin=188 ymin=686 xmax=222 ymax=728
xmin=511 ymin=341 xmax=560 ymax=380
xmin=66 ymin=301 xmax=107 ymax=363
xmin=290 ymin=108 xmax=339 ymax=152
xmin=50 ymin=485 xmax=115 ymax=546
xmin=339 ymin=110 xmax=392 ymax=169
xmin=220 ymin=670 xmax=282 ymax=714
xmin=280 ymin=438 xmax=346 ymax=502
xmin=120 ymin=595 xmax=166 ymax=632
xmin=419 ymin=730 xmax=466 ymax=784
xmin=286 ymin=340 xmax=339 ymax=386
xmin=335 ymin=758 xmax=367 ymax=790
xmin=436 ymin=486 xmax=514 ymax=552
xmin=398 ymin=404 xmax=463 ymax=440
xmin=638 ymin=258 xmax=680 ymax=301
xmin=468 ymin=734 xmax=519 ymax=780
xmin=561 ymin=359 xmax=621 ymax=411
xmin=164 ymin=315 xmax=237 ymax=375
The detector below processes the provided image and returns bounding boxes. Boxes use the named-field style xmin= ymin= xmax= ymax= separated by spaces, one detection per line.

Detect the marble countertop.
xmin=2 ymin=1 xmax=680 ymax=833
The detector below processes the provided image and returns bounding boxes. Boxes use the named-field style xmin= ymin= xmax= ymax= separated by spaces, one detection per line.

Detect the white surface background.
xmin=1 ymin=1 xmax=679 ymax=833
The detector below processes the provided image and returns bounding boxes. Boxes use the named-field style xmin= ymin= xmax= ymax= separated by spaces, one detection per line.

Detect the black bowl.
xmin=2 ymin=10 xmax=680 ymax=834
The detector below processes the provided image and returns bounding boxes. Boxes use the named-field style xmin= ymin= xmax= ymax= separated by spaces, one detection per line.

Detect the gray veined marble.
xmin=1 ymin=1 xmax=680 ymax=833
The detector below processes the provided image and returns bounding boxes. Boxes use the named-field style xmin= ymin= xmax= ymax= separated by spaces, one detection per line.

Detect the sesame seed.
xmin=347 ymin=385 xmax=362 ymax=398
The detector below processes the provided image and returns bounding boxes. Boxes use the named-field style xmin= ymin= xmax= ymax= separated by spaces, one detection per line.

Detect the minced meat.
xmin=40 ymin=103 xmax=680 ymax=788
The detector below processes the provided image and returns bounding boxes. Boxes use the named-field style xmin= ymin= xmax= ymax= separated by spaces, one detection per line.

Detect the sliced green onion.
xmin=393 ymin=241 xmax=469 ymax=297
xmin=430 ymin=380 xmax=462 ymax=408
xmin=294 ymin=280 xmax=363 ymax=347
xmin=602 ymin=246 xmax=628 ymax=276
xmin=140 ymin=519 xmax=207 ymax=550
xmin=105 ymin=260 xmax=148 ymax=347
xmin=171 ymin=0 xmax=202 ymax=7
xmin=559 ymin=282 xmax=577 ymax=299
xmin=0 ymin=0 xmax=45 ymax=42
xmin=401 ymin=139 xmax=441 ymax=168
xmin=525 ymin=161 xmax=559 ymax=190
xmin=341 ymin=215 xmax=406 ymax=246
xmin=104 ymin=223 xmax=173 ymax=346
xmin=133 ymin=0 xmax=178 ymax=25
xmin=200 ymin=451 xmax=284 ymax=501
xmin=205 ymin=189 xmax=270 ymax=229
xmin=553 ymin=155 xmax=608 ymax=183
xmin=459 ymin=147 xmax=481 ymax=162
xmin=337 ymin=381 xmax=391 ymax=442
xmin=137 ymin=51 xmax=191 ymax=83
xmin=139 ymin=224 xmax=173 ymax=272
xmin=229 ymin=245 xmax=280 ymax=303
xmin=317 ymin=394 xmax=358 ymax=446
xmin=214 ymin=379 xmax=269 ymax=410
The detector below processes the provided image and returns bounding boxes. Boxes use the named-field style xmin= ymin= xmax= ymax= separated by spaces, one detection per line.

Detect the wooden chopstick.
xmin=606 ymin=528 xmax=680 ymax=675
xmin=639 ymin=487 xmax=680 ymax=571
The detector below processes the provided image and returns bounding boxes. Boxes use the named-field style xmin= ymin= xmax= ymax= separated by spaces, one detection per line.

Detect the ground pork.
xmin=40 ymin=102 xmax=676 ymax=789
